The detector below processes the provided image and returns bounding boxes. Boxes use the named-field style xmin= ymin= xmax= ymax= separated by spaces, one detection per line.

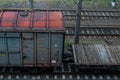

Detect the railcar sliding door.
xmin=22 ymin=33 xmax=34 ymax=66
xmin=7 ymin=33 xmax=21 ymax=65
xmin=51 ymin=33 xmax=63 ymax=66
xmin=37 ymin=33 xmax=50 ymax=66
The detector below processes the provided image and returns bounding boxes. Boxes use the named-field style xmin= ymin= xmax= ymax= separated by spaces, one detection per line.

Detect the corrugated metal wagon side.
xmin=0 ymin=10 xmax=64 ymax=67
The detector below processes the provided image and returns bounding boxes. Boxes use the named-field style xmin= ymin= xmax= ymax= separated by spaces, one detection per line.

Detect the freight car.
xmin=72 ymin=36 xmax=120 ymax=69
xmin=0 ymin=10 xmax=64 ymax=67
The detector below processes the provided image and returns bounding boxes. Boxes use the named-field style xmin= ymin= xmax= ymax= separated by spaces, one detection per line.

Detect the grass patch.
xmin=0 ymin=0 xmax=120 ymax=9
xmin=64 ymin=40 xmax=73 ymax=48
xmin=83 ymin=0 xmax=120 ymax=9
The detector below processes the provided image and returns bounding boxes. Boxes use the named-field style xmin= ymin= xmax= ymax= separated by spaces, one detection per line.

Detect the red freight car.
xmin=0 ymin=10 xmax=64 ymax=67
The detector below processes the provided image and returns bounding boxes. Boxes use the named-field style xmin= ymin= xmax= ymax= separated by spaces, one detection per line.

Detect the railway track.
xmin=62 ymin=9 xmax=120 ymax=27
xmin=0 ymin=64 xmax=119 ymax=80
xmin=63 ymin=10 xmax=120 ymax=19
xmin=65 ymin=27 xmax=120 ymax=36
xmin=0 ymin=74 xmax=119 ymax=80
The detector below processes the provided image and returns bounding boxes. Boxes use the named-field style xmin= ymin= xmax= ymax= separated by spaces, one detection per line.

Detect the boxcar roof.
xmin=0 ymin=10 xmax=64 ymax=32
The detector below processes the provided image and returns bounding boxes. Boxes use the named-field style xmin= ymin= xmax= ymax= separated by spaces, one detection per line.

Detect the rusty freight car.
xmin=0 ymin=10 xmax=64 ymax=67
xmin=72 ymin=36 xmax=120 ymax=68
